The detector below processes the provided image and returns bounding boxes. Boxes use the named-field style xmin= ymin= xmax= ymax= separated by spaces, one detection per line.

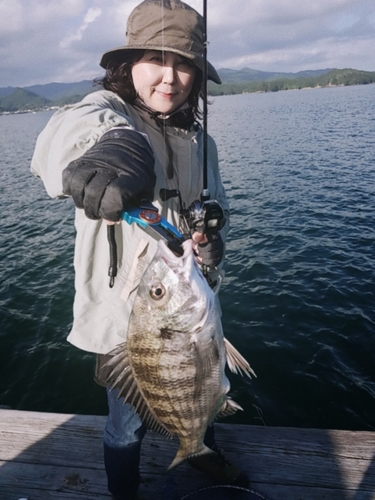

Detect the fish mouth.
xmin=166 ymin=239 xmax=184 ymax=257
xmin=158 ymin=239 xmax=210 ymax=289
xmin=158 ymin=238 xmax=195 ymax=265
xmin=156 ymin=239 xmax=213 ymax=332
xmin=158 ymin=239 xmax=202 ymax=278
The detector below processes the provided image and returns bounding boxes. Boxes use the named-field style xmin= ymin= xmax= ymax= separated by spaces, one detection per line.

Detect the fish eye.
xmin=150 ymin=284 xmax=166 ymax=300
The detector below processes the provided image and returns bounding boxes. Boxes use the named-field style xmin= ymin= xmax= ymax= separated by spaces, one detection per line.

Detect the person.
xmin=31 ymin=0 xmax=249 ymax=498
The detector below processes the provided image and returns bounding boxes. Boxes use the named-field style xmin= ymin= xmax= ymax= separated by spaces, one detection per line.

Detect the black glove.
xmin=197 ymin=232 xmax=224 ymax=268
xmin=62 ymin=128 xmax=156 ymax=221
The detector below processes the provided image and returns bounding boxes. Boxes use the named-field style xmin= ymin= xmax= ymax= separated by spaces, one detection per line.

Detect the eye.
xmin=150 ymin=284 xmax=166 ymax=300
xmin=146 ymin=52 xmax=164 ymax=64
xmin=178 ymin=60 xmax=192 ymax=68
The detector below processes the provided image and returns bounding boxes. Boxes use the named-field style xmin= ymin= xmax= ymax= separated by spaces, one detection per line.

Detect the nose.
xmin=162 ymin=64 xmax=176 ymax=85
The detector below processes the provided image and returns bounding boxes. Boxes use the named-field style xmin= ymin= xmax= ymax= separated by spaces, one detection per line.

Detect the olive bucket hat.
xmin=99 ymin=0 xmax=221 ymax=84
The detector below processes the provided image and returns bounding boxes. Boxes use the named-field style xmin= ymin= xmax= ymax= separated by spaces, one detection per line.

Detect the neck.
xmin=133 ymin=97 xmax=195 ymax=130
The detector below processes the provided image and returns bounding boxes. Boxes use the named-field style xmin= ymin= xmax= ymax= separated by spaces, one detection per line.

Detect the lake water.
xmin=0 ymin=84 xmax=374 ymax=431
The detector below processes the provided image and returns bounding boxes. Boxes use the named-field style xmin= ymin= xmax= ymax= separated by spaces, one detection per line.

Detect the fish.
xmin=101 ymin=238 xmax=256 ymax=471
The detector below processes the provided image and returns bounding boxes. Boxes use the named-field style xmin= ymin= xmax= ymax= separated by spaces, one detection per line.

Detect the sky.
xmin=1 ymin=0 xmax=375 ymax=88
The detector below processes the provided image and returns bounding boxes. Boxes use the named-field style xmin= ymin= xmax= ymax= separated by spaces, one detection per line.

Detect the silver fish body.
xmin=102 ymin=239 xmax=254 ymax=470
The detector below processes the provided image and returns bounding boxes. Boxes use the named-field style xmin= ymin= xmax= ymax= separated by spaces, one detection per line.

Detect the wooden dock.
xmin=0 ymin=409 xmax=374 ymax=499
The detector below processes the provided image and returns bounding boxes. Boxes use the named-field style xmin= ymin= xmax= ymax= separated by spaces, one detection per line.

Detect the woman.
xmin=31 ymin=1 xmax=248 ymax=498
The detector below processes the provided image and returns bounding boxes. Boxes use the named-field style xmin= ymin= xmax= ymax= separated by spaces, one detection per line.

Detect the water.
xmin=0 ymin=85 xmax=374 ymax=431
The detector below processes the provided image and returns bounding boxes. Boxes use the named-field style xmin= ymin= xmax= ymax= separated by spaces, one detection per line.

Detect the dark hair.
xmin=95 ymin=50 xmax=203 ymax=126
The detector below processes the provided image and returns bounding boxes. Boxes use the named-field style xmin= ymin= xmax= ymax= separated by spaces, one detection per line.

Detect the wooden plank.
xmin=214 ymin=425 xmax=375 ymax=492
xmin=0 ymin=411 xmax=105 ymax=467
xmin=0 ymin=410 xmax=183 ymax=499
xmin=0 ymin=460 xmax=109 ymax=500
xmin=1 ymin=410 xmax=375 ymax=500
xmin=229 ymin=426 xmax=375 ymax=499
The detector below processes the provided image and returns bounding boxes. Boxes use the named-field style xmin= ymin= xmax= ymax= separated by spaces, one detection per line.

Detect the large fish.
xmin=101 ymin=238 xmax=255 ymax=470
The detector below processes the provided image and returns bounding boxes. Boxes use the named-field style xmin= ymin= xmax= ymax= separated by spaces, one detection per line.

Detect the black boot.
xmin=188 ymin=448 xmax=249 ymax=488
xmin=104 ymin=440 xmax=142 ymax=499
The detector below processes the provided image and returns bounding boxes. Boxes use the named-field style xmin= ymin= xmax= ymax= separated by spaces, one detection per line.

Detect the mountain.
xmin=216 ymin=67 xmax=334 ymax=83
xmin=0 ymin=88 xmax=51 ymax=113
xmin=209 ymin=68 xmax=375 ymax=95
xmin=0 ymin=81 xmax=95 ymax=113
xmin=26 ymin=80 xmax=95 ymax=101
xmin=0 ymin=87 xmax=16 ymax=99
xmin=1 ymin=68 xmax=374 ymax=113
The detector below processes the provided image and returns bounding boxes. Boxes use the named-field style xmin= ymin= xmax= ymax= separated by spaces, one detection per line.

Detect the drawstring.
xmin=159 ymin=120 xmax=174 ymax=179
xmin=107 ymin=225 xmax=117 ymax=288
xmin=149 ymin=109 xmax=196 ymax=180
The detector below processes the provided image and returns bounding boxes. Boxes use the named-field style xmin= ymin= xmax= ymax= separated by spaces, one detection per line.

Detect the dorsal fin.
xmin=224 ymin=337 xmax=256 ymax=378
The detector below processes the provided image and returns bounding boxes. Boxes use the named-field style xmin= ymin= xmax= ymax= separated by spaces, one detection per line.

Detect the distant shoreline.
xmin=1 ymin=81 xmax=374 ymax=116
xmin=243 ymin=81 xmax=375 ymax=94
xmin=0 ymin=106 xmax=60 ymax=116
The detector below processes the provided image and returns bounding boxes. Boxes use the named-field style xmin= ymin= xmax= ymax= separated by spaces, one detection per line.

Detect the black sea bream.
xmin=102 ymin=239 xmax=255 ymax=470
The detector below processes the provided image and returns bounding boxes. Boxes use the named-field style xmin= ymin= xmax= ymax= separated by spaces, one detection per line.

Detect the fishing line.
xmin=202 ymin=0 xmax=209 ymax=202
xmin=161 ymin=0 xmax=169 ymax=182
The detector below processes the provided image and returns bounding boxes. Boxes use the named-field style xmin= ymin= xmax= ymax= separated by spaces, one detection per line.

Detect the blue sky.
xmin=1 ymin=0 xmax=374 ymax=88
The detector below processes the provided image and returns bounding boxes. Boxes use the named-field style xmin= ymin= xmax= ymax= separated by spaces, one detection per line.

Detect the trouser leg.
xmin=103 ymin=387 xmax=146 ymax=499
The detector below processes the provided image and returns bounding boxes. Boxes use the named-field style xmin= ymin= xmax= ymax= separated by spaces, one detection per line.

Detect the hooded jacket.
xmin=31 ymin=90 xmax=229 ymax=354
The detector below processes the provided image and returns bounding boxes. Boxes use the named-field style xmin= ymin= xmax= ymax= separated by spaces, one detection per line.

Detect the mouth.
xmin=158 ymin=239 xmax=194 ymax=265
xmin=156 ymin=90 xmax=178 ymax=99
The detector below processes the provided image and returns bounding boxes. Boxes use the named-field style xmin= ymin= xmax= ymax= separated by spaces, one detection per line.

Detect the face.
xmin=131 ymin=50 xmax=196 ymax=114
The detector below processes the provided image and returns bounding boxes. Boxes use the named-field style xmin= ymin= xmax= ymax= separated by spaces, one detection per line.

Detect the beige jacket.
xmin=31 ymin=90 xmax=229 ymax=354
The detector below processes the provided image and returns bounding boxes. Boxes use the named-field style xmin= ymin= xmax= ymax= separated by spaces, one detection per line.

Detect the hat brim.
xmin=100 ymin=46 xmax=221 ymax=85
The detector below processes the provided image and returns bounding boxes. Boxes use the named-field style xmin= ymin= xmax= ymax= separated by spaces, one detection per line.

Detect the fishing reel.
xmin=181 ymin=199 xmax=225 ymax=235
xmin=159 ymin=189 xmax=225 ymax=237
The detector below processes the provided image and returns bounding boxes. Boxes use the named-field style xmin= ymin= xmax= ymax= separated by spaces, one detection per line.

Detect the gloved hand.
xmin=196 ymin=232 xmax=224 ymax=268
xmin=62 ymin=128 xmax=156 ymax=221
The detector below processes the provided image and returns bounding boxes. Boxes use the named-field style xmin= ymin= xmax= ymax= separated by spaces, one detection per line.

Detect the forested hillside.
xmin=208 ymin=69 xmax=375 ymax=95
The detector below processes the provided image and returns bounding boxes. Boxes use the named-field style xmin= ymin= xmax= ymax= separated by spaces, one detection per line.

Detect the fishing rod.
xmin=202 ymin=0 xmax=209 ymax=202
xmin=160 ymin=0 xmax=225 ymax=237
xmin=179 ymin=0 xmax=225 ymax=235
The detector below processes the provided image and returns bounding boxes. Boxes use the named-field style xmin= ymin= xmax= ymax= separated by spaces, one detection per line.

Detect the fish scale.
xmin=130 ymin=329 xmax=204 ymax=433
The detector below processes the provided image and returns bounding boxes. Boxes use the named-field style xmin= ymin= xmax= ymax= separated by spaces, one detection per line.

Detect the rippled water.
xmin=1 ymin=85 xmax=374 ymax=430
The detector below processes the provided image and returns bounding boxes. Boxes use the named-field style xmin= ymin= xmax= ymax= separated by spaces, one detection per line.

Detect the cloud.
xmin=60 ymin=7 xmax=102 ymax=49
xmin=206 ymin=0 xmax=375 ymax=72
xmin=0 ymin=0 xmax=374 ymax=88
xmin=0 ymin=1 xmax=23 ymax=34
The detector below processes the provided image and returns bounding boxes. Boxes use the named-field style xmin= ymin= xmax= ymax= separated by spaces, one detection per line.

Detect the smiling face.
xmin=131 ymin=50 xmax=197 ymax=114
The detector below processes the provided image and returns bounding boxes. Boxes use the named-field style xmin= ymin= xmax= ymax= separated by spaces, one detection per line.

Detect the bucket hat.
xmin=100 ymin=0 xmax=221 ymax=84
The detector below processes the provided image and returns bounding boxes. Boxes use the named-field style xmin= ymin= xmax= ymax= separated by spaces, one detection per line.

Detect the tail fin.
xmin=167 ymin=444 xmax=214 ymax=472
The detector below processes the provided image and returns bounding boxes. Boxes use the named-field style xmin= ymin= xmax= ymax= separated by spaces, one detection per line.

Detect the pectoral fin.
xmin=224 ymin=338 xmax=256 ymax=378
xmin=194 ymin=337 xmax=221 ymax=380
xmin=191 ymin=336 xmax=221 ymax=402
